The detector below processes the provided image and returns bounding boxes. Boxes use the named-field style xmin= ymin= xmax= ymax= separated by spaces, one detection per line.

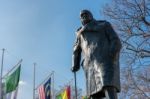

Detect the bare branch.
xmin=103 ymin=0 xmax=150 ymax=98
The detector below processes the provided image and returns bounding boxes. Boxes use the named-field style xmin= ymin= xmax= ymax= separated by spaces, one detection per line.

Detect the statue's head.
xmin=80 ymin=10 xmax=93 ymax=26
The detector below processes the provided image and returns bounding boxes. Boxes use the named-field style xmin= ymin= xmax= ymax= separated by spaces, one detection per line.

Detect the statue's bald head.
xmin=80 ymin=10 xmax=93 ymax=25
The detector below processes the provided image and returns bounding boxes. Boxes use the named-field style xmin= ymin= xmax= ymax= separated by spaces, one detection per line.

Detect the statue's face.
xmin=80 ymin=11 xmax=93 ymax=25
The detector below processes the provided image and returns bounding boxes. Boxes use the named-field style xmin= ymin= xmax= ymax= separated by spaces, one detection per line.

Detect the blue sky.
xmin=0 ymin=0 xmax=111 ymax=98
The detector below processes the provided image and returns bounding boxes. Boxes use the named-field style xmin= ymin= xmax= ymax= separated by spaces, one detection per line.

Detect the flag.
xmin=56 ymin=94 xmax=62 ymax=99
xmin=5 ymin=87 xmax=18 ymax=99
xmin=61 ymin=89 xmax=67 ymax=99
xmin=5 ymin=65 xmax=21 ymax=93
xmin=44 ymin=78 xmax=51 ymax=99
xmin=56 ymin=86 xmax=71 ymax=99
xmin=56 ymin=92 xmax=63 ymax=99
xmin=38 ymin=85 xmax=45 ymax=99
xmin=66 ymin=86 xmax=70 ymax=99
xmin=3 ymin=64 xmax=21 ymax=99
xmin=82 ymin=96 xmax=87 ymax=99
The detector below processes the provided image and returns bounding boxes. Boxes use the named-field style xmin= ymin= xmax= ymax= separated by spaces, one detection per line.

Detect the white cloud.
xmin=19 ymin=80 xmax=27 ymax=86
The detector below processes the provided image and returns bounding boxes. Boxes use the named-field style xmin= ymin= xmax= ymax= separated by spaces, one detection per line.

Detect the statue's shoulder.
xmin=97 ymin=20 xmax=107 ymax=23
xmin=96 ymin=20 xmax=110 ymax=26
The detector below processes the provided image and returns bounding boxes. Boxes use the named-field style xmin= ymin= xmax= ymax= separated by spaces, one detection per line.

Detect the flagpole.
xmin=70 ymin=79 xmax=74 ymax=99
xmin=74 ymin=72 xmax=77 ymax=99
xmin=52 ymin=71 xmax=55 ymax=99
xmin=33 ymin=63 xmax=36 ymax=99
xmin=0 ymin=48 xmax=5 ymax=99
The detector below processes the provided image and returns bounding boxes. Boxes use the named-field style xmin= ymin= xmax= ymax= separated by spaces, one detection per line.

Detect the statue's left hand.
xmin=82 ymin=24 xmax=90 ymax=31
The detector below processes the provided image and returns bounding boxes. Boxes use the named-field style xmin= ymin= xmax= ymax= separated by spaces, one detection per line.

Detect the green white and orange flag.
xmin=3 ymin=65 xmax=21 ymax=99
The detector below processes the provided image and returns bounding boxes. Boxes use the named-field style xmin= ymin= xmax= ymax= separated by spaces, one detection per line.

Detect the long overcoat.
xmin=72 ymin=20 xmax=122 ymax=96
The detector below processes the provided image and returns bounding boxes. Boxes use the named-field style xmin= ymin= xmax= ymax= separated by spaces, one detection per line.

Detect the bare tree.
xmin=103 ymin=0 xmax=150 ymax=98
xmin=120 ymin=66 xmax=150 ymax=98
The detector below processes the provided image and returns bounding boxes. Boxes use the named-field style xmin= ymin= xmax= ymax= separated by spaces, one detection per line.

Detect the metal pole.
xmin=69 ymin=79 xmax=73 ymax=99
xmin=33 ymin=63 xmax=36 ymax=99
xmin=52 ymin=71 xmax=55 ymax=99
xmin=74 ymin=72 xmax=77 ymax=99
xmin=0 ymin=48 xmax=5 ymax=99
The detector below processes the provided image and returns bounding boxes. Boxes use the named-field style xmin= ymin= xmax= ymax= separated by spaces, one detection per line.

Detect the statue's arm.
xmin=72 ymin=34 xmax=82 ymax=72
xmin=105 ymin=22 xmax=122 ymax=56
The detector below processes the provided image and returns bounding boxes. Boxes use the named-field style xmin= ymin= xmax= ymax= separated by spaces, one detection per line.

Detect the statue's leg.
xmin=104 ymin=87 xmax=118 ymax=99
xmin=90 ymin=92 xmax=105 ymax=99
xmin=91 ymin=96 xmax=105 ymax=99
xmin=91 ymin=96 xmax=104 ymax=99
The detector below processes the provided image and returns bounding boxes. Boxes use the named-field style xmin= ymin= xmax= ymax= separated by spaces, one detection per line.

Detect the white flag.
xmin=5 ymin=87 xmax=18 ymax=99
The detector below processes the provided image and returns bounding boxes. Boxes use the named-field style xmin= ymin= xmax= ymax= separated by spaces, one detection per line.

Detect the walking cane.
xmin=74 ymin=72 xmax=77 ymax=99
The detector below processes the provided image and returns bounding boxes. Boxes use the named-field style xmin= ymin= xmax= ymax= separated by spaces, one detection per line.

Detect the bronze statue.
xmin=71 ymin=10 xmax=122 ymax=99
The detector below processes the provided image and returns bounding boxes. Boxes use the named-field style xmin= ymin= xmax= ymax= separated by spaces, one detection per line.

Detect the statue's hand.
xmin=78 ymin=26 xmax=85 ymax=33
xmin=71 ymin=66 xmax=80 ymax=72
xmin=82 ymin=24 xmax=90 ymax=31
xmin=77 ymin=24 xmax=92 ymax=37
